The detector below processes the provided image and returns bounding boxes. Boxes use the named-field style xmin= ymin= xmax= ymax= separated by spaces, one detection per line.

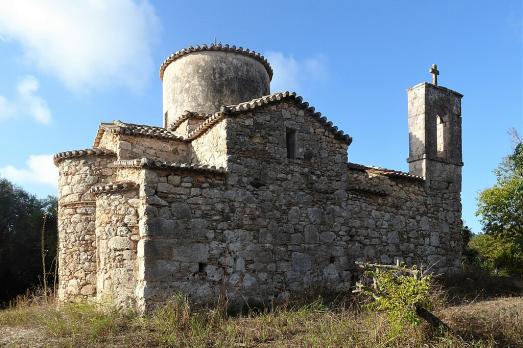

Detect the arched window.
xmin=436 ymin=115 xmax=446 ymax=158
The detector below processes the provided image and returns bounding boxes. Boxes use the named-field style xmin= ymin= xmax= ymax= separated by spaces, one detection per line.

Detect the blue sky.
xmin=0 ymin=1 xmax=521 ymax=232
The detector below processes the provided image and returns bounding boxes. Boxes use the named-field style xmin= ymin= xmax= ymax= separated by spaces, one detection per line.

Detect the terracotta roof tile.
xmin=160 ymin=43 xmax=273 ymax=80
xmin=187 ymin=91 xmax=353 ymax=144
xmin=347 ymin=162 xmax=424 ymax=181
xmin=93 ymin=92 xmax=353 ymax=146
xmin=53 ymin=148 xmax=115 ymax=165
xmin=93 ymin=121 xmax=185 ymax=147
xmin=168 ymin=111 xmax=210 ymax=131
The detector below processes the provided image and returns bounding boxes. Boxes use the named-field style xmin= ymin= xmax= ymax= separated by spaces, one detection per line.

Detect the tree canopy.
xmin=0 ymin=178 xmax=57 ymax=305
xmin=473 ymin=139 xmax=523 ymax=275
xmin=476 ymin=143 xmax=523 ymax=240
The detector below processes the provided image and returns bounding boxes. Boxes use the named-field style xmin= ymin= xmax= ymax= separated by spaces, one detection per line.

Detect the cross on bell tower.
xmin=429 ymin=64 xmax=439 ymax=86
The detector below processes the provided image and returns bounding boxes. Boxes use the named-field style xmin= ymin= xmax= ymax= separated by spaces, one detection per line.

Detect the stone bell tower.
xmin=407 ymin=64 xmax=463 ymax=192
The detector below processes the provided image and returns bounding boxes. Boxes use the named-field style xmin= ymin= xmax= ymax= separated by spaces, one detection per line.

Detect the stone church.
xmin=54 ymin=44 xmax=463 ymax=312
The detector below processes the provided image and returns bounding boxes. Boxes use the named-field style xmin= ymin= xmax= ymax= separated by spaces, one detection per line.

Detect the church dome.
xmin=160 ymin=44 xmax=272 ymax=127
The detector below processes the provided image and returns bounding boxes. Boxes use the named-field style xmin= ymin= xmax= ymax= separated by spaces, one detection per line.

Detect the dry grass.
xmin=1 ymin=272 xmax=522 ymax=347
xmin=443 ymin=297 xmax=523 ymax=347
xmin=1 ymin=291 xmax=522 ymax=347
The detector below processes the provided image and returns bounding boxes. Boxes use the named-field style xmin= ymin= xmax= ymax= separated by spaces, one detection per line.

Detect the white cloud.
xmin=265 ymin=51 xmax=328 ymax=92
xmin=0 ymin=95 xmax=15 ymax=121
xmin=17 ymin=76 xmax=52 ymax=124
xmin=0 ymin=0 xmax=160 ymax=92
xmin=0 ymin=154 xmax=58 ymax=187
xmin=0 ymin=76 xmax=52 ymax=124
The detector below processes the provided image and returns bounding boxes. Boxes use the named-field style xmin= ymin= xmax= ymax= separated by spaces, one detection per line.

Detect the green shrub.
xmin=467 ymin=233 xmax=523 ymax=276
xmin=473 ymin=139 xmax=523 ymax=277
xmin=356 ymin=264 xmax=435 ymax=337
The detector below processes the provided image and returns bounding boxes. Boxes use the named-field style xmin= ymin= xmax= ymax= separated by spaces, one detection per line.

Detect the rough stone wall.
xmin=189 ymin=120 xmax=228 ymax=168
xmin=223 ymin=102 xmax=352 ymax=300
xmin=135 ymin=100 xmax=461 ymax=311
xmin=55 ymin=89 xmax=462 ymax=312
xmin=56 ymin=154 xmax=115 ymax=301
xmin=118 ymin=135 xmax=188 ymax=163
xmin=227 ymin=102 xmax=352 ymax=296
xmin=346 ymin=168 xmax=462 ymax=273
xmin=226 ymin=102 xmax=347 ymax=182
xmin=95 ymin=188 xmax=141 ymax=307
xmin=97 ymin=131 xmax=118 ymax=153
xmin=97 ymin=132 xmax=188 ymax=163
xmin=139 ymin=168 xmax=227 ymax=311
xmin=138 ymin=102 xmax=353 ymax=310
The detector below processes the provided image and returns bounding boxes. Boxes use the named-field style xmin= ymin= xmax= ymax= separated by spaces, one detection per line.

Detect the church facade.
xmin=54 ymin=44 xmax=463 ymax=312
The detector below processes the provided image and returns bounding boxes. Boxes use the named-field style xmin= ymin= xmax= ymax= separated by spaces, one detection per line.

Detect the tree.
xmin=474 ymin=137 xmax=523 ymax=275
xmin=468 ymin=233 xmax=522 ymax=275
xmin=0 ymin=178 xmax=58 ymax=304
xmin=476 ymin=142 xmax=523 ymax=240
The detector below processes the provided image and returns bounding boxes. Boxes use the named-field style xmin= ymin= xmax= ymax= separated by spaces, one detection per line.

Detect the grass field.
xmin=0 ymin=273 xmax=522 ymax=347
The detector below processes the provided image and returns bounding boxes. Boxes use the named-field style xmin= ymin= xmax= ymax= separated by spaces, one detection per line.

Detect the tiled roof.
xmin=114 ymin=158 xmax=226 ymax=174
xmin=53 ymin=148 xmax=115 ymax=165
xmin=168 ymin=111 xmax=210 ymax=131
xmin=90 ymin=181 xmax=138 ymax=194
xmin=92 ymin=92 xmax=352 ymax=146
xmin=187 ymin=91 xmax=353 ymax=144
xmin=93 ymin=120 xmax=185 ymax=147
xmin=160 ymin=43 xmax=273 ymax=80
xmin=347 ymin=162 xmax=424 ymax=181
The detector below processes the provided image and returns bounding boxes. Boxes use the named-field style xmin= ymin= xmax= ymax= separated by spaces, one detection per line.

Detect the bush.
xmin=355 ymin=263 xmax=436 ymax=337
xmin=467 ymin=233 xmax=523 ymax=276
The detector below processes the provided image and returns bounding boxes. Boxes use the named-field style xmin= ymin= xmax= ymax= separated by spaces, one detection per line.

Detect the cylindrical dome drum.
xmin=160 ymin=44 xmax=272 ymax=127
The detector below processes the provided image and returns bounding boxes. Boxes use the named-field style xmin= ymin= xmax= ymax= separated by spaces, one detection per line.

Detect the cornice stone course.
xmin=90 ymin=181 xmax=138 ymax=194
xmin=113 ymin=158 xmax=226 ymax=174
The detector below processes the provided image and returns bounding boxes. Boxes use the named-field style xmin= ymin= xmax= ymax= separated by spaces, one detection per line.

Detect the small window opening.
xmin=198 ymin=262 xmax=206 ymax=273
xmin=329 ymin=256 xmax=335 ymax=264
xmin=250 ymin=177 xmax=266 ymax=189
xmin=436 ymin=115 xmax=446 ymax=158
xmin=286 ymin=128 xmax=296 ymax=159
xmin=304 ymin=149 xmax=313 ymax=162
xmin=163 ymin=111 xmax=168 ymax=128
